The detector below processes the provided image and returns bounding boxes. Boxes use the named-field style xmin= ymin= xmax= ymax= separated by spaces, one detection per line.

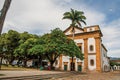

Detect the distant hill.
xmin=110 ymin=57 xmax=120 ymax=60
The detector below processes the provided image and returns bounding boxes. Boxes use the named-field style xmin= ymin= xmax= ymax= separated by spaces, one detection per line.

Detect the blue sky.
xmin=0 ymin=0 xmax=120 ymax=57
xmin=79 ymin=0 xmax=120 ymax=22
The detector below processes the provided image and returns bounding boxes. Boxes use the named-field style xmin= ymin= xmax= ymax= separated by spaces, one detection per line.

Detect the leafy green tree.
xmin=28 ymin=44 xmax=44 ymax=67
xmin=37 ymin=28 xmax=83 ymax=70
xmin=19 ymin=32 xmax=33 ymax=44
xmin=0 ymin=33 xmax=8 ymax=69
xmin=0 ymin=28 xmax=83 ymax=70
xmin=66 ymin=39 xmax=84 ymax=60
xmin=63 ymin=9 xmax=86 ymax=71
xmin=15 ymin=38 xmax=33 ymax=67
xmin=0 ymin=30 xmax=20 ymax=64
xmin=14 ymin=33 xmax=38 ymax=67
xmin=110 ymin=61 xmax=120 ymax=66
xmin=43 ymin=28 xmax=67 ymax=69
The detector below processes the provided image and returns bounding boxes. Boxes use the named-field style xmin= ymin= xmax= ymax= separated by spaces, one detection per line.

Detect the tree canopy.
xmin=0 ymin=28 xmax=84 ymax=69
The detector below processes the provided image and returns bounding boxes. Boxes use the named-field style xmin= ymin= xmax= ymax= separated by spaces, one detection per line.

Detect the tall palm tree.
xmin=0 ymin=0 xmax=12 ymax=34
xmin=63 ymin=8 xmax=86 ymax=71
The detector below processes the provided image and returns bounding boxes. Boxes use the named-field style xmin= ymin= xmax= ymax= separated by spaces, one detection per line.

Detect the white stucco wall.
xmin=76 ymin=58 xmax=84 ymax=71
xmin=57 ymin=55 xmax=83 ymax=71
xmin=74 ymin=28 xmax=83 ymax=34
xmin=54 ymin=58 xmax=60 ymax=68
xmin=88 ymin=55 xmax=96 ymax=70
xmin=62 ymin=56 xmax=70 ymax=70
xmin=101 ymin=46 xmax=110 ymax=71
xmin=88 ymin=38 xmax=96 ymax=53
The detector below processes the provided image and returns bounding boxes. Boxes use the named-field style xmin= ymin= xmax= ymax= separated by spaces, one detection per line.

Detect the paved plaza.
xmin=0 ymin=70 xmax=120 ymax=80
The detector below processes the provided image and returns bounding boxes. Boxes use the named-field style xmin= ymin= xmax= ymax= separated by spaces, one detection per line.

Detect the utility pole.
xmin=0 ymin=0 xmax=12 ymax=34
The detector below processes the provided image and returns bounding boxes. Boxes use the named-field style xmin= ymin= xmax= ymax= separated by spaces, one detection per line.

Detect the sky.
xmin=0 ymin=0 xmax=120 ymax=57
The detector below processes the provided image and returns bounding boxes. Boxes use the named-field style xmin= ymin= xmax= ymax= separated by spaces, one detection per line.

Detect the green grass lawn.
xmin=0 ymin=65 xmax=38 ymax=71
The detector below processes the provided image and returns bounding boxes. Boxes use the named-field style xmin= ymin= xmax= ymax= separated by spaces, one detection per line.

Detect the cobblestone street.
xmin=0 ymin=70 xmax=120 ymax=80
xmin=59 ymin=71 xmax=120 ymax=80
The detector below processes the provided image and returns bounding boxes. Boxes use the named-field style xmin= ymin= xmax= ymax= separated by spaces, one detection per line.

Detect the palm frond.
xmin=79 ymin=19 xmax=87 ymax=25
xmin=70 ymin=8 xmax=75 ymax=20
xmin=76 ymin=21 xmax=82 ymax=27
xmin=63 ymin=12 xmax=71 ymax=16
xmin=62 ymin=8 xmax=87 ymax=27
xmin=80 ymin=15 xmax=86 ymax=20
xmin=77 ymin=11 xmax=84 ymax=15
xmin=71 ymin=8 xmax=75 ymax=15
xmin=62 ymin=16 xmax=72 ymax=20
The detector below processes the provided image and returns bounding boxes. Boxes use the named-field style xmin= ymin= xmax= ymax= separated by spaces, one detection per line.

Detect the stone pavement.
xmin=0 ymin=70 xmax=120 ymax=80
xmin=59 ymin=71 xmax=120 ymax=80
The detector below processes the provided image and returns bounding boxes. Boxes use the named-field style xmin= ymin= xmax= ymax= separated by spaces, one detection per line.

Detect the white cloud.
xmin=101 ymin=19 xmax=120 ymax=57
xmin=0 ymin=0 xmax=4 ymax=10
xmin=108 ymin=49 xmax=120 ymax=57
xmin=85 ymin=10 xmax=106 ymax=26
xmin=2 ymin=0 xmax=106 ymax=34
xmin=2 ymin=0 xmax=71 ymax=34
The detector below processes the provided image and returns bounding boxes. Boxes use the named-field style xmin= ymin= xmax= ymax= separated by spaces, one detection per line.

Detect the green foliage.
xmin=33 ymin=28 xmax=83 ymax=68
xmin=0 ymin=28 xmax=84 ymax=68
xmin=63 ymin=8 xmax=86 ymax=27
xmin=65 ymin=39 xmax=84 ymax=60
xmin=110 ymin=61 xmax=120 ymax=66
xmin=43 ymin=28 xmax=67 ymax=54
xmin=14 ymin=36 xmax=38 ymax=57
xmin=19 ymin=32 xmax=33 ymax=44
xmin=6 ymin=30 xmax=20 ymax=48
xmin=0 ymin=30 xmax=20 ymax=63
xmin=0 ymin=33 xmax=7 ymax=54
xmin=29 ymin=45 xmax=44 ymax=55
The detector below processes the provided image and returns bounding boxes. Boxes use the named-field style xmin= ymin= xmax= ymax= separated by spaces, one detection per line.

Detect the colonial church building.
xmin=54 ymin=25 xmax=110 ymax=72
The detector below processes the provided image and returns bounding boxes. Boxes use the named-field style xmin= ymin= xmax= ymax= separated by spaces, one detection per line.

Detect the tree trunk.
xmin=50 ymin=61 xmax=54 ymax=70
xmin=0 ymin=0 xmax=12 ymax=34
xmin=0 ymin=57 xmax=3 ymax=70
xmin=24 ymin=57 xmax=27 ymax=67
xmin=38 ymin=55 xmax=42 ymax=68
xmin=10 ymin=55 xmax=14 ymax=65
xmin=24 ymin=60 xmax=27 ymax=67
xmin=17 ymin=57 xmax=21 ymax=67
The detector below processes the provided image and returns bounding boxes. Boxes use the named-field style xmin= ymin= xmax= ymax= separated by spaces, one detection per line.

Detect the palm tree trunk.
xmin=0 ymin=0 xmax=12 ymax=34
xmin=71 ymin=27 xmax=75 ymax=71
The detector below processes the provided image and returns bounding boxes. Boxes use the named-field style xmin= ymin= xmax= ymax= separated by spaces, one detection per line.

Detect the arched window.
xmin=90 ymin=45 xmax=94 ymax=51
xmin=90 ymin=59 xmax=94 ymax=66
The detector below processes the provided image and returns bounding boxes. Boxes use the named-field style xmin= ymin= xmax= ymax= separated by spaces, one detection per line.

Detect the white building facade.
xmin=54 ymin=25 xmax=110 ymax=72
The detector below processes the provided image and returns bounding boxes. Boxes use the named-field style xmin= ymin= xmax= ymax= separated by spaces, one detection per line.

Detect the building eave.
xmin=101 ymin=44 xmax=108 ymax=52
